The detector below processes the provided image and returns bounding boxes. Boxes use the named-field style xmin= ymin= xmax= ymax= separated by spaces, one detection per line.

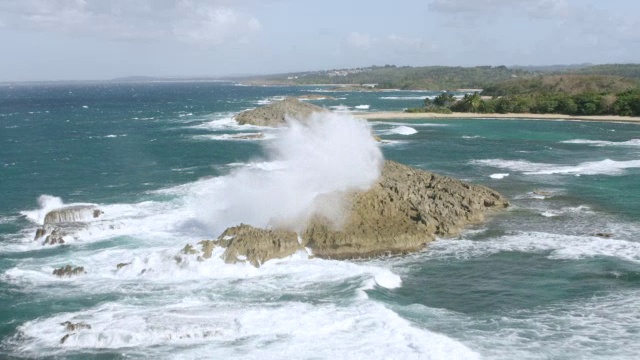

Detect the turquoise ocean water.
xmin=1 ymin=82 xmax=639 ymax=359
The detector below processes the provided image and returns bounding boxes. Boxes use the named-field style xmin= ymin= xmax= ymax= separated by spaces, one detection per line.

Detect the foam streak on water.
xmin=472 ymin=158 xmax=640 ymax=176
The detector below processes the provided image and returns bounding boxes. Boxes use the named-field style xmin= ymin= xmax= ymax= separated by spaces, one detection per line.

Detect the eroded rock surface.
xmin=200 ymin=161 xmax=508 ymax=266
xmin=235 ymin=97 xmax=327 ymax=127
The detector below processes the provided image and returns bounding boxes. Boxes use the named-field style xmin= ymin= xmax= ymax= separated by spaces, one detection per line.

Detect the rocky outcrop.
xmin=44 ymin=205 xmax=103 ymax=225
xmin=218 ymin=225 xmax=301 ymax=267
xmin=235 ymin=97 xmax=328 ymax=127
xmin=34 ymin=205 xmax=103 ymax=245
xmin=196 ymin=160 xmax=508 ymax=266
xmin=304 ymin=161 xmax=508 ymax=259
xmin=53 ymin=265 xmax=86 ymax=277
xmin=44 ymin=228 xmax=66 ymax=245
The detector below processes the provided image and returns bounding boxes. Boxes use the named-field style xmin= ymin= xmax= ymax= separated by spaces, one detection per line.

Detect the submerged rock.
xmin=206 ymin=161 xmax=508 ymax=266
xmin=53 ymin=265 xmax=86 ymax=277
xmin=61 ymin=321 xmax=91 ymax=332
xmin=60 ymin=321 xmax=91 ymax=344
xmin=229 ymin=133 xmax=264 ymax=140
xmin=116 ymin=262 xmax=131 ymax=270
xmin=235 ymin=97 xmax=327 ymax=127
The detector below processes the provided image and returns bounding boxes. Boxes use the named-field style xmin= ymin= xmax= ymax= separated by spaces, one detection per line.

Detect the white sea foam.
xmin=380 ymin=96 xmax=429 ymax=100
xmin=189 ymin=115 xmax=268 ymax=131
xmin=372 ymin=121 xmax=448 ymax=127
xmin=12 ymin=296 xmax=478 ymax=359
xmin=472 ymin=158 xmax=640 ymax=176
xmin=423 ymin=231 xmax=640 ymax=263
xmin=191 ymin=132 xmax=274 ymax=141
xmin=355 ymin=104 xmax=370 ymax=110
xmin=329 ymin=105 xmax=351 ymax=112
xmin=402 ymin=290 xmax=640 ymax=359
xmin=562 ymin=139 xmax=640 ymax=147
xmin=489 ymin=173 xmax=509 ymax=179
xmin=386 ymin=126 xmax=418 ymax=135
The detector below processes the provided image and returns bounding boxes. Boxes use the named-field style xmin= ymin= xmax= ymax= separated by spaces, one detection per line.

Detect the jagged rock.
xmin=61 ymin=321 xmax=91 ymax=332
xmin=53 ymin=265 xmax=86 ymax=277
xmin=182 ymin=244 xmax=198 ymax=255
xmin=43 ymin=205 xmax=102 ymax=225
xmin=304 ymin=161 xmax=508 ymax=259
xmin=218 ymin=225 xmax=301 ymax=267
xmin=116 ymin=262 xmax=131 ymax=269
xmin=235 ymin=97 xmax=328 ymax=127
xmin=44 ymin=228 xmax=65 ymax=245
xmin=60 ymin=334 xmax=72 ymax=344
xmin=199 ymin=240 xmax=218 ymax=260
xmin=34 ymin=227 xmax=47 ymax=241
xmin=208 ymin=161 xmax=508 ymax=266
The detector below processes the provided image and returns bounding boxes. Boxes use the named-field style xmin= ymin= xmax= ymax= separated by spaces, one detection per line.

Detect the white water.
xmin=191 ymin=112 xmax=383 ymax=233
xmin=562 ymin=138 xmax=640 ymax=147
xmin=388 ymin=126 xmax=418 ymax=135
xmin=473 ymin=158 xmax=640 ymax=176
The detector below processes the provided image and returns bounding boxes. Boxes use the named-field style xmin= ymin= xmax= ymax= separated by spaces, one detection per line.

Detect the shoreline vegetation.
xmin=355 ymin=111 xmax=640 ymax=123
xmin=401 ymin=75 xmax=640 ymax=120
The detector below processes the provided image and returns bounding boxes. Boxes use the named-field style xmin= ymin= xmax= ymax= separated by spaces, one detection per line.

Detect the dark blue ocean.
xmin=1 ymin=82 xmax=639 ymax=359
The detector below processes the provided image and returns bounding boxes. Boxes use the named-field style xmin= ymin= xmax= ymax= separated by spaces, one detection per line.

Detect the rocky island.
xmin=182 ymin=160 xmax=508 ymax=267
xmin=235 ymin=97 xmax=328 ymax=126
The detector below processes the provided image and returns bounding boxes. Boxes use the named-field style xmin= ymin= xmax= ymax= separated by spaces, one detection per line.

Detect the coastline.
xmin=355 ymin=111 xmax=640 ymax=124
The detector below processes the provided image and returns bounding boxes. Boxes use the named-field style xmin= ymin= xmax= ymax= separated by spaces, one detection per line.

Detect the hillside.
xmin=570 ymin=64 xmax=640 ymax=79
xmin=239 ymin=65 xmax=533 ymax=90
xmin=482 ymin=75 xmax=640 ymax=96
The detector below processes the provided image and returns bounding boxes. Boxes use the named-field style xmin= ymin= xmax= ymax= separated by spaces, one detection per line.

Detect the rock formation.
xmin=34 ymin=205 xmax=103 ymax=245
xmin=235 ymin=97 xmax=327 ymax=127
xmin=184 ymin=160 xmax=508 ymax=267
xmin=303 ymin=161 xmax=507 ymax=259
xmin=43 ymin=205 xmax=103 ymax=225
xmin=53 ymin=265 xmax=86 ymax=277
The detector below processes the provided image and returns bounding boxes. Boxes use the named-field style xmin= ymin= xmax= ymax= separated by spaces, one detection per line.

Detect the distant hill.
xmin=569 ymin=64 xmax=640 ymax=79
xmin=239 ymin=65 xmax=534 ymax=90
xmin=510 ymin=64 xmax=593 ymax=72
xmin=230 ymin=63 xmax=640 ymax=91
xmin=482 ymin=75 xmax=640 ymax=96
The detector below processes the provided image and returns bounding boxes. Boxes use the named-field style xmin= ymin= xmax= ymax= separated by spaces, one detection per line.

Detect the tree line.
xmin=410 ymin=90 xmax=640 ymax=116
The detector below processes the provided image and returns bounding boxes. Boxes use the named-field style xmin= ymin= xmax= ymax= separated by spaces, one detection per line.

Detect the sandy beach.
xmin=355 ymin=111 xmax=640 ymax=124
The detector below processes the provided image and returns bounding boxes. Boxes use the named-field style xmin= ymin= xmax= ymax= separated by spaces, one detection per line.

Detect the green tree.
xmin=433 ymin=92 xmax=456 ymax=107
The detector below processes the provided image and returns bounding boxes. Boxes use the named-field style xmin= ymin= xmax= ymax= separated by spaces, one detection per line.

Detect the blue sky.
xmin=1 ymin=0 xmax=639 ymax=81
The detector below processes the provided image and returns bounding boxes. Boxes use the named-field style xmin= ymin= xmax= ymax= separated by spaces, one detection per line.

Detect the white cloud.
xmin=0 ymin=0 xmax=262 ymax=46
xmin=387 ymin=34 xmax=425 ymax=49
xmin=345 ymin=32 xmax=374 ymax=50
xmin=172 ymin=3 xmax=261 ymax=45
xmin=429 ymin=0 xmax=569 ymax=18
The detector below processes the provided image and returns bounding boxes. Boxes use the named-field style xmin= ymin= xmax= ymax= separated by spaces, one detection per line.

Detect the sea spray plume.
xmin=193 ymin=112 xmax=383 ymax=235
